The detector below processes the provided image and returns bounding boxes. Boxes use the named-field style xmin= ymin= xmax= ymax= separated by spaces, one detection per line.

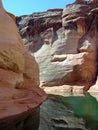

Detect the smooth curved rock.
xmin=0 ymin=0 xmax=41 ymax=89
xmin=6 ymin=11 xmax=16 ymax=22
xmin=0 ymin=1 xmax=24 ymax=88
xmin=24 ymin=52 xmax=39 ymax=87
xmin=0 ymin=1 xmax=47 ymax=129
xmin=0 ymin=86 xmax=46 ymax=130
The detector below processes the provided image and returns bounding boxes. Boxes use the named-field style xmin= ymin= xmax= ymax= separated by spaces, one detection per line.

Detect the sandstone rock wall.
xmin=0 ymin=1 xmax=47 ymax=129
xmin=17 ymin=0 xmax=98 ymax=92
xmin=0 ymin=2 xmax=24 ymax=88
xmin=0 ymin=1 xmax=40 ymax=88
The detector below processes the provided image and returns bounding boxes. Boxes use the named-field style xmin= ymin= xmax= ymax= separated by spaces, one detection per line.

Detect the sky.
xmin=2 ymin=0 xmax=75 ymax=16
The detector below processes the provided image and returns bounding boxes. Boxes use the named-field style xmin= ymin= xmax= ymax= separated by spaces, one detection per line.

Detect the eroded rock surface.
xmin=0 ymin=1 xmax=47 ymax=130
xmin=0 ymin=0 xmax=41 ymax=88
xmin=17 ymin=0 xmax=98 ymax=92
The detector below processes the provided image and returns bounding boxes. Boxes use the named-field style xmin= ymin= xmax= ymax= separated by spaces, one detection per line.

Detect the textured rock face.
xmin=0 ymin=1 xmax=40 ymax=88
xmin=17 ymin=0 xmax=98 ymax=92
xmin=0 ymin=2 xmax=24 ymax=88
xmin=0 ymin=1 xmax=47 ymax=129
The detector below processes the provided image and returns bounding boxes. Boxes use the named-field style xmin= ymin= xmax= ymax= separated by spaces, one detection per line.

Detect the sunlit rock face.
xmin=17 ymin=0 xmax=98 ymax=92
xmin=0 ymin=0 xmax=40 ymax=88
xmin=0 ymin=1 xmax=47 ymax=130
xmin=0 ymin=1 xmax=24 ymax=88
xmin=6 ymin=11 xmax=16 ymax=22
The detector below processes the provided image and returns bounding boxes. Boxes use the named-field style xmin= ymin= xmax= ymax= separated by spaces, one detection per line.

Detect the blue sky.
xmin=2 ymin=0 xmax=75 ymax=16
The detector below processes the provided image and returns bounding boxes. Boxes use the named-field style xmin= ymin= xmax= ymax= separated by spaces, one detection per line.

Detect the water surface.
xmin=39 ymin=92 xmax=98 ymax=130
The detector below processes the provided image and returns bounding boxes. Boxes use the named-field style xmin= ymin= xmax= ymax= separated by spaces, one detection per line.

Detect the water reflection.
xmin=58 ymin=92 xmax=98 ymax=130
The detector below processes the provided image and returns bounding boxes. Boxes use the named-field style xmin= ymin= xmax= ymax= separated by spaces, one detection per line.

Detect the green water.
xmin=55 ymin=92 xmax=98 ymax=130
xmin=39 ymin=92 xmax=98 ymax=130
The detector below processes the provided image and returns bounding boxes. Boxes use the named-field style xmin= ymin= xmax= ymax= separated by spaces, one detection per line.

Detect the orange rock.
xmin=6 ymin=11 xmax=16 ymax=22
xmin=0 ymin=1 xmax=25 ymax=88
xmin=0 ymin=1 xmax=47 ymax=128
xmin=0 ymin=0 xmax=47 ymax=93
xmin=24 ymin=52 xmax=39 ymax=87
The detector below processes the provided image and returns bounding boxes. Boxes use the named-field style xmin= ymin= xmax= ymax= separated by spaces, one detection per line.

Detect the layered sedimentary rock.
xmin=17 ymin=0 xmax=98 ymax=92
xmin=0 ymin=1 xmax=47 ymax=130
xmin=0 ymin=0 xmax=41 ymax=89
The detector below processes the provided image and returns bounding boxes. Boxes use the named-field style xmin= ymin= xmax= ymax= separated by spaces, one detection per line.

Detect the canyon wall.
xmin=0 ymin=1 xmax=47 ymax=130
xmin=17 ymin=0 xmax=98 ymax=92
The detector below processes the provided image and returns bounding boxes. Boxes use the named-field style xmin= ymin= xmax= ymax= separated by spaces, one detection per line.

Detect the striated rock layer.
xmin=0 ymin=1 xmax=47 ymax=130
xmin=17 ymin=0 xmax=98 ymax=92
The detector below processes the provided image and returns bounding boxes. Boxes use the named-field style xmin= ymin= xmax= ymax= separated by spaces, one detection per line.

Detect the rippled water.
xmin=39 ymin=92 xmax=98 ymax=130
